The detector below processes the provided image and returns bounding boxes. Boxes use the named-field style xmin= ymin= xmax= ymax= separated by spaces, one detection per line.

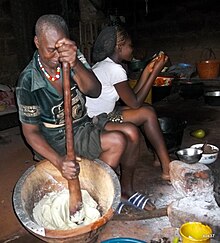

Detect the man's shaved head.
xmin=35 ymin=14 xmax=69 ymax=39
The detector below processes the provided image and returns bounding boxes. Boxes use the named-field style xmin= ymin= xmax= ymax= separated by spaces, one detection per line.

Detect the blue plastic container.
xmin=101 ymin=237 xmax=146 ymax=243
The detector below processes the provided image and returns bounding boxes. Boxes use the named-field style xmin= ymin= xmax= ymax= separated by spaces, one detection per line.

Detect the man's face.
xmin=34 ymin=28 xmax=65 ymax=69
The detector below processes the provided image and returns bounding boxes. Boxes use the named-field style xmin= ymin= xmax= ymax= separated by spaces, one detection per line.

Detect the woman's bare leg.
xmin=122 ymin=105 xmax=171 ymax=180
xmin=105 ymin=122 xmax=140 ymax=198
xmin=104 ymin=122 xmax=155 ymax=210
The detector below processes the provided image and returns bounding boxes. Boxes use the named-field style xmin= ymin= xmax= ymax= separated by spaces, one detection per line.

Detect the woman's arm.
xmin=115 ymin=54 xmax=168 ymax=108
xmin=135 ymin=53 xmax=168 ymax=93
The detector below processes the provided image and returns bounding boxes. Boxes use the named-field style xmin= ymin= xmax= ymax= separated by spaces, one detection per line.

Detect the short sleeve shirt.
xmin=86 ymin=57 xmax=127 ymax=117
xmin=16 ymin=50 xmax=90 ymax=126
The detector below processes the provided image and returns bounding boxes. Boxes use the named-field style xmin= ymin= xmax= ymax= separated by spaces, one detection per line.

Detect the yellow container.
xmin=128 ymin=79 xmax=152 ymax=104
xmin=180 ymin=222 xmax=213 ymax=243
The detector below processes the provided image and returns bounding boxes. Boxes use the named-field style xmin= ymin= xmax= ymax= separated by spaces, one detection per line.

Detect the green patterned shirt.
xmin=16 ymin=50 xmax=90 ymax=126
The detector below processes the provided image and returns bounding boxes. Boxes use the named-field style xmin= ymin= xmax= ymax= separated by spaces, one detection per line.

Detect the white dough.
xmin=33 ymin=189 xmax=101 ymax=230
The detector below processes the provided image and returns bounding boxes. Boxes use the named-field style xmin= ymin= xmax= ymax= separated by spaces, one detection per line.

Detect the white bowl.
xmin=190 ymin=144 xmax=219 ymax=164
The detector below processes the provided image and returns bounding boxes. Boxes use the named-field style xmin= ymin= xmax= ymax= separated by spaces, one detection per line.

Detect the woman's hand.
xmin=55 ymin=38 xmax=78 ymax=68
xmin=145 ymin=52 xmax=168 ymax=73
xmin=57 ymin=155 xmax=81 ymax=180
xmin=151 ymin=53 xmax=168 ymax=74
xmin=145 ymin=58 xmax=157 ymax=73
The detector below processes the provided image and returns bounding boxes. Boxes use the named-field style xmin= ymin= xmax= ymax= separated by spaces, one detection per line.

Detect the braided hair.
xmin=92 ymin=25 xmax=130 ymax=63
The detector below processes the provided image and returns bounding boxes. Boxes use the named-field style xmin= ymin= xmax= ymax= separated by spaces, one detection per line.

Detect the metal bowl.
xmin=176 ymin=148 xmax=203 ymax=164
xmin=13 ymin=159 xmax=121 ymax=242
xmin=204 ymin=91 xmax=220 ymax=106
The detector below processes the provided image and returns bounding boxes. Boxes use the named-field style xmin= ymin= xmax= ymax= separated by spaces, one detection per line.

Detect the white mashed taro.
xmin=33 ymin=189 xmax=101 ymax=230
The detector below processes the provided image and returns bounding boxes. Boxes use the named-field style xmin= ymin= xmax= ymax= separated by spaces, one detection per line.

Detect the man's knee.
xmin=109 ymin=131 xmax=127 ymax=149
xmin=101 ymin=131 xmax=127 ymax=151
xmin=123 ymin=123 xmax=140 ymax=143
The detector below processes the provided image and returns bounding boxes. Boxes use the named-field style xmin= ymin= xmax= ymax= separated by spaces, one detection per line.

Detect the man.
xmin=16 ymin=14 xmax=155 ymax=212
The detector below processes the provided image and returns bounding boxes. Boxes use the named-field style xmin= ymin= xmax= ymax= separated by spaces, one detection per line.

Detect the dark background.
xmin=1 ymin=0 xmax=220 ymax=86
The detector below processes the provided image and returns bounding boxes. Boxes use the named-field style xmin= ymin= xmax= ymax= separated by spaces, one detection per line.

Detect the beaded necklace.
xmin=38 ymin=55 xmax=61 ymax=82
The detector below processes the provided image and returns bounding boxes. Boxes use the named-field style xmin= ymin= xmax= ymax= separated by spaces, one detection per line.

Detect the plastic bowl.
xmin=190 ymin=144 xmax=219 ymax=164
xmin=101 ymin=238 xmax=146 ymax=243
xmin=180 ymin=222 xmax=212 ymax=243
xmin=176 ymin=148 xmax=203 ymax=164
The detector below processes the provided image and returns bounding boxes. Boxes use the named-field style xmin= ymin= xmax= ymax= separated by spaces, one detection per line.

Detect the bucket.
xmin=180 ymin=222 xmax=212 ymax=243
xmin=101 ymin=237 xmax=146 ymax=243
xmin=197 ymin=60 xmax=220 ymax=79
xmin=197 ymin=48 xmax=220 ymax=79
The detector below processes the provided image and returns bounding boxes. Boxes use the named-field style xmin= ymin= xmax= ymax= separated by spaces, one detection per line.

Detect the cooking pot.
xmin=152 ymin=85 xmax=172 ymax=103
xmin=128 ymin=59 xmax=147 ymax=72
xmin=178 ymin=80 xmax=204 ymax=99
xmin=204 ymin=90 xmax=220 ymax=106
xmin=129 ymin=52 xmax=162 ymax=72
xmin=152 ymin=76 xmax=174 ymax=103
xmin=158 ymin=117 xmax=187 ymax=152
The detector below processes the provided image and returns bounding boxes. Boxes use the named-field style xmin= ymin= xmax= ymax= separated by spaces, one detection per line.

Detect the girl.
xmin=86 ymin=25 xmax=170 ymax=181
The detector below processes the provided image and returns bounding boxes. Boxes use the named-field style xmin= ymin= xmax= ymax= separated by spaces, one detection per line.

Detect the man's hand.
xmin=58 ymin=155 xmax=81 ymax=180
xmin=56 ymin=38 xmax=78 ymax=68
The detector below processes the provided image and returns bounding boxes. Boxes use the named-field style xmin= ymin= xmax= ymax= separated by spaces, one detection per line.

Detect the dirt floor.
xmin=1 ymin=90 xmax=220 ymax=243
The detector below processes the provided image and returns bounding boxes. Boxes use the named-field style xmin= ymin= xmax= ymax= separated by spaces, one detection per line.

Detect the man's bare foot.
xmin=153 ymin=153 xmax=161 ymax=167
xmin=153 ymin=159 xmax=161 ymax=167
xmin=162 ymin=173 xmax=170 ymax=181
xmin=143 ymin=199 xmax=156 ymax=211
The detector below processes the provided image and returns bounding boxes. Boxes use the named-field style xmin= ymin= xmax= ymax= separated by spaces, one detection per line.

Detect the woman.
xmin=86 ymin=25 xmax=171 ymax=181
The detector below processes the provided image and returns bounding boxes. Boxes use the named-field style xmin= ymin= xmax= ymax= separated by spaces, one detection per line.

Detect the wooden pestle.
xmin=62 ymin=62 xmax=82 ymax=215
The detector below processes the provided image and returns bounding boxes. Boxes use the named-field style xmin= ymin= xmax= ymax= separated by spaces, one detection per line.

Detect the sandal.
xmin=116 ymin=202 xmax=126 ymax=214
xmin=116 ymin=192 xmax=156 ymax=214
xmin=128 ymin=192 xmax=156 ymax=211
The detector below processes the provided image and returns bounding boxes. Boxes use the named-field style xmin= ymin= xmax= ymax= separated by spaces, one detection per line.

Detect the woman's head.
xmin=93 ymin=25 xmax=133 ymax=63
xmin=115 ymin=26 xmax=133 ymax=62
xmin=116 ymin=26 xmax=130 ymax=48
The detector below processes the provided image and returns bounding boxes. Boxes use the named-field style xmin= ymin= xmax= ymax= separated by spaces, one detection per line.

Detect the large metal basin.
xmin=13 ymin=158 xmax=121 ymax=243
